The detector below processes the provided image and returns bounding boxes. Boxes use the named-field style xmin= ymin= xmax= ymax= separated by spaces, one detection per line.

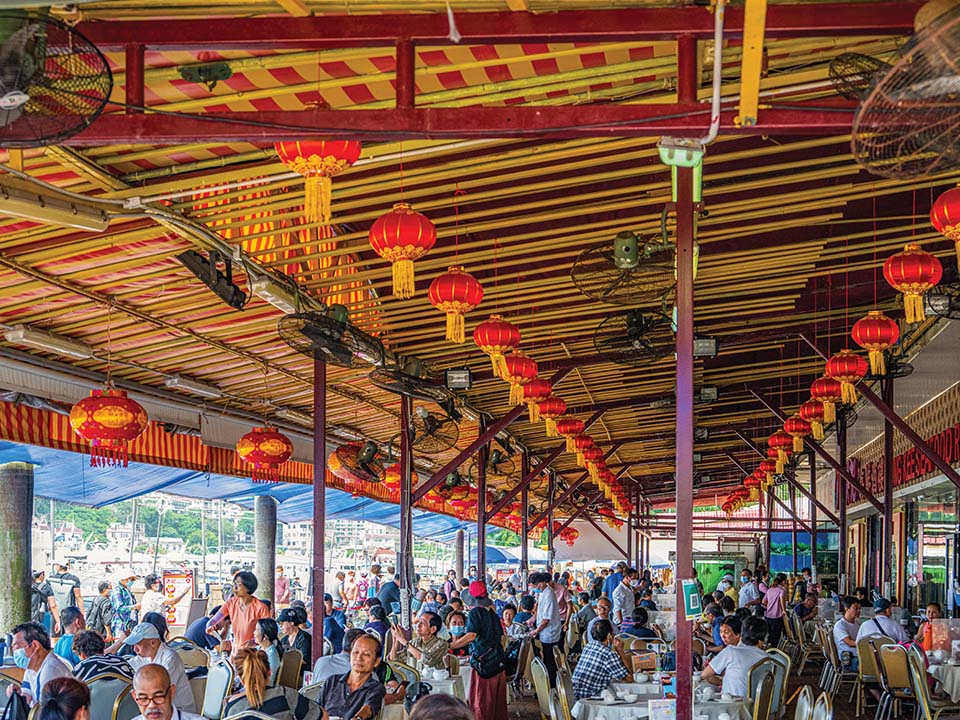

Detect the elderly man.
xmin=5 ymin=622 xmax=73 ymax=707
xmin=130 ymin=663 xmax=204 ymax=720
xmin=390 ymin=611 xmax=448 ymax=669
xmin=586 ymin=596 xmax=612 ymax=639
xmin=318 ymin=633 xmax=387 ymax=720
xmin=571 ymin=619 xmax=630 ymax=699
xmin=313 ymin=628 xmax=365 ymax=682
xmin=125 ymin=622 xmax=196 ymax=713
xmin=73 ymin=630 xmax=134 ymax=682
xmin=856 ymin=597 xmax=910 ymax=643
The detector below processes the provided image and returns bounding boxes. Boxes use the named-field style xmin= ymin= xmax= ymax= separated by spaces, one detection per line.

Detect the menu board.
xmin=162 ymin=569 xmax=194 ymax=627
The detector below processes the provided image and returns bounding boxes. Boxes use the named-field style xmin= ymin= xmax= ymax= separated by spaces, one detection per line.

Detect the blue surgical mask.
xmin=13 ymin=648 xmax=29 ymax=669
xmin=532 ymin=588 xmax=541 ymax=596
xmin=449 ymin=625 xmax=465 ymax=636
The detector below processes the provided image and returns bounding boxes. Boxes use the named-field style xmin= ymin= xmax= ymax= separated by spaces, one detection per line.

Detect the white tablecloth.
xmin=457 ymin=665 xmax=472 ymax=697
xmin=932 ymin=663 xmax=960 ymax=702
xmin=610 ymin=682 xmax=664 ymax=697
xmin=383 ymin=704 xmax=408 ymax=720
xmin=572 ymin=697 xmax=749 ymax=720
xmin=428 ymin=674 xmax=467 ymax=701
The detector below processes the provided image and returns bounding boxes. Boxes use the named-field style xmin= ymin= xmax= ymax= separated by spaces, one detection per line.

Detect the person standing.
xmin=206 ymin=571 xmax=271 ymax=659
xmin=377 ymin=573 xmax=401 ymax=614
xmin=31 ymin=570 xmax=61 ymax=636
xmin=611 ymin=568 xmax=637 ymax=629
xmin=793 ymin=567 xmax=812 ymax=603
xmin=761 ymin=573 xmax=788 ymax=647
xmin=85 ymin=581 xmax=114 ymax=641
xmin=738 ymin=569 xmax=762 ymax=610
xmin=448 ymin=581 xmax=507 ymax=720
xmin=602 ymin=562 xmax=626 ymax=598
xmin=530 ymin=572 xmax=562 ymax=688
xmin=276 ymin=566 xmax=291 ymax=609
xmin=110 ymin=573 xmax=140 ymax=638
xmin=50 ymin=563 xmax=83 ymax=611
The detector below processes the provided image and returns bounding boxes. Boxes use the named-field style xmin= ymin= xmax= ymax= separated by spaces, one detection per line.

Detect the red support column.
xmin=395 ymin=37 xmax=415 ymax=109
xmin=881 ymin=378 xmax=894 ymax=595
xmin=399 ymin=394 xmax=414 ymax=620
xmin=476 ymin=419 xmax=488 ymax=578
xmin=311 ymin=360 xmax=326 ymax=664
xmin=125 ymin=44 xmax=144 ymax=114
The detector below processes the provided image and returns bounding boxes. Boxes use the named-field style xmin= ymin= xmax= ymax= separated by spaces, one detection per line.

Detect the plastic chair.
xmin=794 ymin=685 xmax=814 ymax=720
xmin=793 ymin=615 xmax=822 ymax=675
xmin=202 ymin=659 xmax=234 ymax=720
xmin=812 ymin=691 xmax=833 ymax=720
xmin=752 ymin=670 xmax=775 ymax=720
xmin=530 ymin=656 xmax=553 ymax=720
xmin=391 ymin=660 xmax=420 ymax=686
xmin=322 ymin=637 xmax=333 ymax=657
xmin=553 ymin=645 xmax=569 ymax=674
xmin=821 ymin=626 xmax=857 ymax=698
xmin=176 ymin=644 xmax=211 ymax=669
xmin=851 ymin=635 xmax=893 ymax=717
xmin=299 ymin=682 xmax=323 ymax=703
xmin=278 ymin=648 xmax=303 ymax=690
xmin=114 ymin=687 xmax=139 ymax=720
xmin=223 ymin=712 xmax=276 ymax=720
xmin=555 ymin=666 xmax=576 ymax=720
xmin=445 ymin=654 xmax=460 ymax=674
xmin=87 ymin=673 xmax=131 ymax=720
xmin=876 ymin=644 xmax=915 ymax=720
xmin=907 ymin=648 xmax=960 ymax=720
xmin=509 ymin=637 xmax=534 ymax=701
xmin=548 ymin=691 xmax=566 ymax=720
xmin=190 ymin=676 xmax=207 ymax=715
xmin=781 ymin=610 xmax=798 ymax=659
xmin=765 ymin=647 xmax=792 ymax=718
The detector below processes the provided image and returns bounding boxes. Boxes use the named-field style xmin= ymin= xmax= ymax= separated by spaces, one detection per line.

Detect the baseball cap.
xmin=469 ymin=580 xmax=487 ymax=599
xmin=277 ymin=608 xmax=299 ymax=623
xmin=874 ymin=598 xmax=892 ymax=612
xmin=322 ymin=593 xmax=333 ymax=603
xmin=126 ymin=622 xmax=160 ymax=644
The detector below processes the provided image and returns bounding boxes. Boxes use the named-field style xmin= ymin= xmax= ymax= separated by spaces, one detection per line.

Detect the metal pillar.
xmin=476 ymin=419 xmax=488 ymax=579
xmin=399 ymin=396 xmax=414 ymax=594
xmin=546 ymin=471 xmax=556 ymax=573
xmin=311 ymin=359 xmax=327 ymax=663
xmin=674 ymin=33 xmax=697 ymax=720
xmin=254 ymin=496 xmax=277 ymax=605
xmin=0 ymin=463 xmax=32 ymax=631
xmin=790 ymin=483 xmax=798 ymax=574
xmin=881 ymin=378 xmax=894 ymax=596
xmin=124 ymin=44 xmax=144 ymax=113
xmin=521 ymin=484 xmax=530 ymax=588
xmin=454 ymin=529 xmax=464 ymax=583
xmin=837 ymin=414 xmax=848 ymax=591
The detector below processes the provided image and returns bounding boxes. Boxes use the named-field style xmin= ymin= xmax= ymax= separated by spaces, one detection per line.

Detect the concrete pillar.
xmin=454 ymin=529 xmax=464 ymax=582
xmin=0 ymin=463 xmax=33 ymax=631
xmin=255 ymin=495 xmax=277 ymax=605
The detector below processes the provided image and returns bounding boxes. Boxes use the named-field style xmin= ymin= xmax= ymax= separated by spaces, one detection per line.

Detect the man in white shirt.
xmin=130 ymin=663 xmax=204 ymax=720
xmin=702 ymin=616 xmax=769 ymax=698
xmin=738 ymin=569 xmax=762 ymax=609
xmin=833 ymin=596 xmax=862 ymax=671
xmin=6 ymin=622 xmax=72 ymax=707
xmin=126 ymin=622 xmax=197 ymax=713
xmin=855 ymin=598 xmax=910 ymax=644
xmin=530 ymin=571 xmax=563 ymax=689
xmin=611 ymin=568 xmax=638 ymax=629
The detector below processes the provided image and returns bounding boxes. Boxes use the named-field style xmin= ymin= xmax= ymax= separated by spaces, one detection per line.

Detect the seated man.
xmin=314 ymin=628 xmax=365 ymax=682
xmin=793 ymin=593 xmax=820 ymax=622
xmin=833 ymin=596 xmax=862 ymax=671
xmin=318 ymin=633 xmax=387 ymax=720
xmin=585 ymin=597 xmax=612 ymax=639
xmin=571 ymin=619 xmax=630 ymax=699
xmin=6 ymin=621 xmax=73 ymax=707
xmin=73 ymin=630 xmax=134 ymax=682
xmin=701 ymin=616 xmax=768 ymax=698
xmin=53 ymin=606 xmax=85 ymax=666
xmin=856 ymin=598 xmax=909 ymax=644
xmin=126 ymin=622 xmax=196 ymax=713
xmin=696 ymin=604 xmax=726 ymax=655
xmin=130 ymin=663 xmax=204 ymax=720
xmin=184 ymin=605 xmax=226 ymax=651
xmin=390 ymin=612 xmax=448 ymax=670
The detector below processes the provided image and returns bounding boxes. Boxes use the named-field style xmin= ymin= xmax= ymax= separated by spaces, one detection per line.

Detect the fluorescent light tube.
xmin=164 ymin=374 xmax=222 ymax=399
xmin=276 ymin=407 xmax=312 ymax=426
xmin=251 ymin=277 xmax=298 ymax=314
xmin=0 ymin=178 xmax=109 ymax=232
xmin=3 ymin=325 xmax=93 ymax=359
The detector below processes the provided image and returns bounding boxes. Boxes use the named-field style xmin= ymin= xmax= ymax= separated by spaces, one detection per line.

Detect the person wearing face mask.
xmin=446 ymin=611 xmax=470 ymax=657
xmin=110 ymin=573 xmax=141 ymax=638
xmin=6 ymin=622 xmax=73 ymax=708
xmin=529 ymin=572 xmax=562 ymax=688
xmin=571 ymin=619 xmax=630 ymax=699
xmin=611 ymin=568 xmax=638 ymax=630
xmin=737 ymin=569 xmax=761 ymax=610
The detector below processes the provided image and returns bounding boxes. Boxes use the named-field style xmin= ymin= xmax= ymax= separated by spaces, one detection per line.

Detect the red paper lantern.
xmin=883 ymin=243 xmax=943 ymax=324
xmin=274 ymin=140 xmax=360 ymax=225
xmin=582 ymin=446 xmax=604 ymax=479
xmin=799 ymin=399 xmax=826 ymax=441
xmin=783 ymin=414 xmax=812 ymax=453
xmin=383 ymin=462 xmax=419 ymax=495
xmin=826 ymin=349 xmax=869 ymax=406
xmin=745 ymin=473 xmax=763 ymax=489
xmin=930 ymin=186 xmax=960 ymax=269
xmin=428 ymin=266 xmax=484 ymax=344
xmin=573 ymin=434 xmax=595 ymax=466
xmin=768 ymin=430 xmax=793 ymax=474
xmin=368 ymin=201 xmax=437 ymax=299
xmin=502 ymin=350 xmax=538 ymax=406
xmin=449 ymin=493 xmax=476 ymax=520
xmin=810 ymin=375 xmax=843 ymax=424
xmin=237 ymin=427 xmax=294 ymax=483
xmin=555 ymin=416 xmax=585 ymax=453
xmin=523 ymin=377 xmax=552 ymax=423
xmin=538 ymin=396 xmax=567 ymax=437
xmin=759 ymin=460 xmax=778 ymax=485
xmin=473 ymin=314 xmax=521 ymax=378
xmin=851 ymin=309 xmax=900 ymax=377
xmin=69 ymin=389 xmax=148 ymax=468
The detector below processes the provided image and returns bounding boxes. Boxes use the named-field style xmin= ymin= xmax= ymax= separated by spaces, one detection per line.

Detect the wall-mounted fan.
xmin=368 ymin=356 xmax=448 ymax=404
xmin=411 ymin=407 xmax=460 ymax=453
xmin=469 ymin=448 xmax=517 ymax=482
xmin=428 ymin=471 xmax=471 ymax=501
xmin=925 ymin=280 xmax=960 ymax=319
xmin=570 ymin=231 xmax=676 ymax=304
xmin=279 ymin=304 xmax=384 ymax=369
xmin=829 ymin=52 xmax=893 ymax=100
xmin=0 ymin=12 xmax=112 ymax=147
xmin=864 ymin=350 xmax=914 ymax=381
xmin=594 ymin=310 xmax=673 ymax=367
xmin=328 ymin=441 xmax=384 ymax=484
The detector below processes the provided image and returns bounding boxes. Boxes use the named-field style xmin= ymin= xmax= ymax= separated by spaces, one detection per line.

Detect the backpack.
xmin=86 ymin=595 xmax=111 ymax=634
xmin=30 ymin=583 xmax=49 ymax=622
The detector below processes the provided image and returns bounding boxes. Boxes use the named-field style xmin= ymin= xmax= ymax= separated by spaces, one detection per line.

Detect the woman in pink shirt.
xmin=761 ymin=573 xmax=788 ymax=647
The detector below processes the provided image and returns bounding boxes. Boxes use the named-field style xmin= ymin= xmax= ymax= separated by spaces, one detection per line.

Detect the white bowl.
xmin=635 ymin=673 xmax=650 ymax=683
xmin=623 ymin=694 xmax=639 ymax=704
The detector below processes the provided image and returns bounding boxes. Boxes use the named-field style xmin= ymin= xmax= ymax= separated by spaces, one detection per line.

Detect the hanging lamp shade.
xmin=502 ymin=350 xmax=538 ymax=406
xmin=799 ymin=399 xmax=826 ymax=441
xmin=69 ymin=389 xmax=148 ymax=468
xmin=428 ymin=266 xmax=484 ymax=344
xmin=930 ymin=186 xmax=960 ymax=268
xmin=826 ymin=349 xmax=869 ymax=406
xmin=767 ymin=430 xmax=793 ymax=474
xmin=274 ymin=140 xmax=360 ymax=226
xmin=368 ymin=201 xmax=437 ymax=299
xmin=783 ymin=414 xmax=812 ymax=453
xmin=851 ymin=310 xmax=900 ymax=376
xmin=538 ymin=395 xmax=567 ymax=437
xmin=810 ymin=375 xmax=843 ymax=424
xmin=237 ymin=426 xmax=294 ymax=483
xmin=555 ymin=416 xmax=585 ymax=452
xmin=883 ymin=243 xmax=943 ymax=324
xmin=522 ymin=377 xmax=552 ymax=423
xmin=473 ymin=314 xmax=521 ymax=378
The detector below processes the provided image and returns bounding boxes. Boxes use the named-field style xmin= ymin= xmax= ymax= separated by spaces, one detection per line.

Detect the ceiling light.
xmin=0 ymin=178 xmax=109 ymax=232
xmin=3 ymin=325 xmax=93 ymax=359
xmin=444 ymin=367 xmax=473 ymax=390
xmin=276 ymin=407 xmax=312 ymax=426
xmin=694 ymin=426 xmax=710 ymax=441
xmin=693 ymin=336 xmax=719 ymax=358
xmin=698 ymin=385 xmax=719 ymax=403
xmin=251 ymin=277 xmax=299 ymax=314
xmin=163 ymin=374 xmax=222 ymax=399
xmin=693 ymin=452 xmax=703 ymax=463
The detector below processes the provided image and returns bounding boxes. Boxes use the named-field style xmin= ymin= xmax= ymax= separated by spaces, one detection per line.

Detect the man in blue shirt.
xmin=323 ymin=593 xmax=345 ymax=653
xmin=185 ymin=605 xmax=224 ymax=650
xmin=601 ymin=561 xmax=626 ymax=598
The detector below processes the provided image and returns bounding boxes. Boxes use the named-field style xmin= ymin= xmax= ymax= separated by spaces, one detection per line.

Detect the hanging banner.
xmin=681 ymin=579 xmax=701 ymax=620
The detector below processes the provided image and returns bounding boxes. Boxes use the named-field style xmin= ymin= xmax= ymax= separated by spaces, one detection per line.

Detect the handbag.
xmin=1 ymin=691 xmax=28 ymax=720
xmin=469 ymin=608 xmax=506 ymax=679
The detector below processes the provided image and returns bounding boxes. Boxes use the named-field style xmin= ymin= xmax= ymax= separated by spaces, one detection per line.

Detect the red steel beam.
xmin=583 ymin=513 xmax=629 ymax=560
xmin=555 ymin=492 xmax=603 ymax=533
xmin=78 ymin=4 xmax=919 ymax=50
xmin=68 ymin=102 xmax=856 ymax=146
xmin=528 ymin=446 xmax=626 ymax=528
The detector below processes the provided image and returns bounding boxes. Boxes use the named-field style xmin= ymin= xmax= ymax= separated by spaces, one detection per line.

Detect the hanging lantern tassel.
xmin=566 ymin=436 xmax=575 ymax=453
xmin=445 ymin=311 xmax=466 ymax=344
xmin=811 ymin=420 xmax=824 ymax=441
xmin=904 ymin=292 xmax=926 ymax=325
xmin=792 ymin=436 xmax=804 ymax=453
xmin=841 ymin=381 xmax=858 ymax=405
xmin=509 ymin=381 xmax=525 ymax=407
xmin=528 ymin=401 xmax=540 ymax=424
xmin=90 ymin=440 xmax=131 ymax=468
xmin=545 ymin=417 xmax=557 ymax=437
xmin=776 ymin=453 xmax=786 ymax=475
xmin=576 ymin=449 xmax=585 ymax=466
xmin=588 ymin=463 xmax=599 ymax=483
xmin=867 ymin=348 xmax=885 ymax=377
xmin=304 ymin=175 xmax=332 ymax=226
xmin=822 ymin=401 xmax=836 ymax=424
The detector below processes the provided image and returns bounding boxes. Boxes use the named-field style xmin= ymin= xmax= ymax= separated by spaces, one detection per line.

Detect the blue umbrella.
xmin=468 ymin=546 xmax=518 ymax=564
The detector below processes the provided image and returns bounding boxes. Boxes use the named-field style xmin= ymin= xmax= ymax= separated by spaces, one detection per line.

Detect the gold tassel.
xmin=589 ymin=464 xmax=599 ymax=483
xmin=445 ymin=312 xmax=465 ymax=344
xmin=496 ymin=354 xmax=509 ymax=380
xmin=841 ymin=381 xmax=858 ymax=405
xmin=776 ymin=456 xmax=785 ymax=474
xmin=765 ymin=472 xmax=774 ymax=486
xmin=489 ymin=354 xmax=499 ymax=376
xmin=545 ymin=418 xmax=557 ymax=437
xmin=509 ymin=383 xmax=524 ymax=406
xmin=868 ymin=348 xmax=885 ymax=376
xmin=576 ymin=450 xmax=584 ymax=466
xmin=904 ymin=293 xmax=926 ymax=324
xmin=793 ymin=436 xmax=804 ymax=453
xmin=565 ymin=437 xmax=575 ymax=453
xmin=956 ymin=240 xmax=960 ymax=271
xmin=391 ymin=258 xmax=416 ymax=299
xmin=304 ymin=175 xmax=332 ymax=226
xmin=812 ymin=421 xmax=824 ymax=441
xmin=527 ymin=403 xmax=540 ymax=424
xmin=822 ymin=401 xmax=836 ymax=424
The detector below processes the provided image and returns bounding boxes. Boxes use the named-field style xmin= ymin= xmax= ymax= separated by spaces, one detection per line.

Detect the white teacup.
xmin=718 ymin=713 xmax=732 ymax=720
xmin=635 ymin=672 xmax=650 ymax=683
xmin=700 ymin=687 xmax=715 ymax=701
xmin=432 ymin=669 xmax=449 ymax=680
xmin=601 ymin=690 xmax=616 ymax=704
xmin=623 ymin=694 xmax=639 ymax=704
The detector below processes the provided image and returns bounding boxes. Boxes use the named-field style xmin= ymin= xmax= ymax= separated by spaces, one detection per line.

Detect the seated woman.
xmin=224 ymin=648 xmax=324 ymax=720
xmin=255 ymin=618 xmax=284 ymax=684
xmin=445 ymin=611 xmax=470 ymax=657
xmin=319 ymin=634 xmax=387 ymax=720
xmin=39 ymin=677 xmax=90 ymax=720
xmin=364 ymin=605 xmax=391 ymax=643
xmin=500 ymin=604 xmax=527 ymax=638
xmin=623 ymin=607 xmax=658 ymax=640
